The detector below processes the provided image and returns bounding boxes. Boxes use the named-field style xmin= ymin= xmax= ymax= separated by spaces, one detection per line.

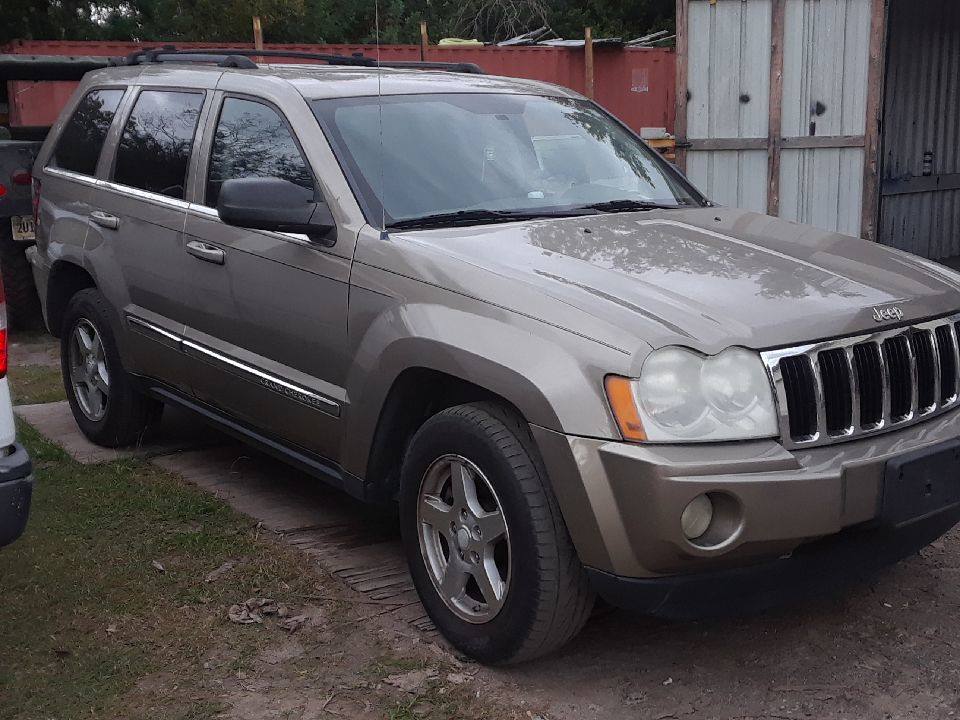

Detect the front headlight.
xmin=605 ymin=346 xmax=779 ymax=442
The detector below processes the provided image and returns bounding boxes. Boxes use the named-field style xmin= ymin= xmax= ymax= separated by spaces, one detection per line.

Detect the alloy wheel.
xmin=68 ymin=318 xmax=110 ymax=421
xmin=417 ymin=454 xmax=511 ymax=624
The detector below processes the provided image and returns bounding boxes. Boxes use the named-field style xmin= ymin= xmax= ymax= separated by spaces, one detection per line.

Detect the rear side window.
xmin=50 ymin=89 xmax=125 ymax=176
xmin=205 ymin=97 xmax=314 ymax=208
xmin=113 ymin=90 xmax=204 ymax=200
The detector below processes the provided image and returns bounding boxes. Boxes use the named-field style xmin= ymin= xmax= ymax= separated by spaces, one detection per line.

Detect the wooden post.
xmin=766 ymin=0 xmax=786 ymax=217
xmin=584 ymin=27 xmax=595 ymax=99
xmin=252 ymin=15 xmax=263 ymax=62
xmin=420 ymin=21 xmax=429 ymax=62
xmin=674 ymin=0 xmax=689 ymax=171
xmin=861 ymin=0 xmax=889 ymax=242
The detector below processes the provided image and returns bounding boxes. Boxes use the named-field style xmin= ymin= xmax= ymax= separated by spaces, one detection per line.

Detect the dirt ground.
xmin=11 ymin=333 xmax=960 ymax=720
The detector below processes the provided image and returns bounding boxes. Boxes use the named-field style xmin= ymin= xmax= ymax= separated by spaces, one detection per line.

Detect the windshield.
xmin=311 ymin=93 xmax=705 ymax=228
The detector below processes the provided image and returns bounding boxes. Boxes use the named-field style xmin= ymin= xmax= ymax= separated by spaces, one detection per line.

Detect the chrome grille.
xmin=761 ymin=314 xmax=960 ymax=448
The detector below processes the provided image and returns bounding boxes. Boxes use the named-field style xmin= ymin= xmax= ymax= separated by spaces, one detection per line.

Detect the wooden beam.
xmin=420 ymin=21 xmax=429 ymax=62
xmin=584 ymin=27 xmax=595 ymax=99
xmin=252 ymin=15 xmax=263 ymax=50
xmin=861 ymin=0 xmax=889 ymax=242
xmin=674 ymin=0 xmax=689 ymax=171
xmin=766 ymin=0 xmax=786 ymax=217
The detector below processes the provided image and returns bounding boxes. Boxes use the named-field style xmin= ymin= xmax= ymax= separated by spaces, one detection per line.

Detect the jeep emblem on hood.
xmin=873 ymin=305 xmax=904 ymax=323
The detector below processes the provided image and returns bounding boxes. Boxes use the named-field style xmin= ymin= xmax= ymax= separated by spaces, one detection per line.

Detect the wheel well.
xmin=365 ymin=368 xmax=525 ymax=501
xmin=46 ymin=262 xmax=96 ymax=337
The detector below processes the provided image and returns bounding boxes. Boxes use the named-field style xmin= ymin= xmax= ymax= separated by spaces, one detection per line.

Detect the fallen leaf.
xmin=384 ymin=669 xmax=438 ymax=693
xmin=446 ymin=672 xmax=471 ymax=685
xmin=204 ymin=560 xmax=236 ymax=583
xmin=278 ymin=614 xmax=310 ymax=633
xmin=151 ymin=560 xmax=165 ymax=573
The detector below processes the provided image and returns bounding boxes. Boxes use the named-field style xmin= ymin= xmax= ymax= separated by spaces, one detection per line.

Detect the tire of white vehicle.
xmin=60 ymin=288 xmax=163 ymax=446
xmin=399 ymin=401 xmax=595 ymax=664
xmin=0 ymin=228 xmax=43 ymax=331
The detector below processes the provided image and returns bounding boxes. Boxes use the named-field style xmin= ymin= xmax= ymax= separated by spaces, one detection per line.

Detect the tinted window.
xmin=206 ymin=98 xmax=313 ymax=207
xmin=114 ymin=90 xmax=204 ymax=200
xmin=51 ymin=89 xmax=125 ymax=175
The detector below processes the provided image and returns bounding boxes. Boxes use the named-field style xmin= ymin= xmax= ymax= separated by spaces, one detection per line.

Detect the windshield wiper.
xmin=577 ymin=199 xmax=685 ymax=213
xmin=385 ymin=207 xmax=593 ymax=231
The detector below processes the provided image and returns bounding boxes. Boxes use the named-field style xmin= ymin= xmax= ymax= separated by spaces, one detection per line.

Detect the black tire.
xmin=60 ymin=288 xmax=163 ymax=446
xmin=0 ymin=227 xmax=43 ymax=331
xmin=399 ymin=402 xmax=595 ymax=664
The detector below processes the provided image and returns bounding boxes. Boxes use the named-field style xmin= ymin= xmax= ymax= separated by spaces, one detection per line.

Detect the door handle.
xmin=186 ymin=240 xmax=225 ymax=265
xmin=89 ymin=210 xmax=119 ymax=230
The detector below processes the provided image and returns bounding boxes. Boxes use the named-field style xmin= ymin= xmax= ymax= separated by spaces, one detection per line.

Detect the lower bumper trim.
xmin=0 ymin=442 xmax=34 ymax=547
xmin=587 ymin=504 xmax=960 ymax=619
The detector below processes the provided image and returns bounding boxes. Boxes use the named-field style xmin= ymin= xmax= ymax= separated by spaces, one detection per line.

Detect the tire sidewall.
xmin=399 ymin=410 xmax=548 ymax=664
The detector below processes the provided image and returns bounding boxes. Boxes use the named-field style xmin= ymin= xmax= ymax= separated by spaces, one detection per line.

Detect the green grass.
xmin=0 ymin=420 xmax=316 ymax=720
xmin=7 ymin=364 xmax=66 ymax=405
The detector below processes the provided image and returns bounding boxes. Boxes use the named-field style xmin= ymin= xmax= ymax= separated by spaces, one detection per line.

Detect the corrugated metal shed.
xmin=677 ymin=0 xmax=879 ymax=237
xmin=879 ymin=0 xmax=960 ymax=259
xmin=684 ymin=0 xmax=772 ymax=213
xmin=676 ymin=0 xmax=960 ymax=263
xmin=779 ymin=0 xmax=871 ymax=237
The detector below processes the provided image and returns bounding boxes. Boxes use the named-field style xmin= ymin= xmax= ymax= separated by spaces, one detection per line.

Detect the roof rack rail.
xmin=120 ymin=47 xmax=484 ymax=74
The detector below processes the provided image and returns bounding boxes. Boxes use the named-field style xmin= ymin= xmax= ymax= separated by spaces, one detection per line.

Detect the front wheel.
xmin=399 ymin=402 xmax=594 ymax=664
xmin=60 ymin=288 xmax=163 ymax=446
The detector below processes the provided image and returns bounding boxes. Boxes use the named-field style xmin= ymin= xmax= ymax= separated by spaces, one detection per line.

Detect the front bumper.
xmin=0 ymin=443 xmax=34 ymax=547
xmin=532 ymin=406 xmax=960 ymax=581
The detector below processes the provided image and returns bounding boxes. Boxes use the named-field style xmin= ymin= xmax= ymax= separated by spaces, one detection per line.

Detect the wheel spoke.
xmin=90 ymin=367 xmax=109 ymax=395
xmin=87 ymin=387 xmax=104 ymax=418
xmin=449 ymin=460 xmax=484 ymax=515
xmin=70 ymin=365 xmax=88 ymax=385
xmin=472 ymin=553 xmax=506 ymax=609
xmin=76 ymin=325 xmax=95 ymax=354
xmin=439 ymin=555 xmax=470 ymax=600
xmin=475 ymin=509 xmax=507 ymax=542
xmin=420 ymin=493 xmax=453 ymax=530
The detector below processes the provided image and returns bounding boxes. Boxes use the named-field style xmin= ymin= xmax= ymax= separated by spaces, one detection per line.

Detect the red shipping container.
xmin=2 ymin=39 xmax=675 ymax=135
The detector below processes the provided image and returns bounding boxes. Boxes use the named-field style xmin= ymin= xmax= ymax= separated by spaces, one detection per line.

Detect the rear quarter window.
xmin=50 ymin=88 xmax=125 ymax=176
xmin=113 ymin=90 xmax=204 ymax=200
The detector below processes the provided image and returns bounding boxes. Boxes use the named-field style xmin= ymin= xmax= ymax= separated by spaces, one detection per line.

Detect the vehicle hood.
xmin=393 ymin=207 xmax=960 ymax=355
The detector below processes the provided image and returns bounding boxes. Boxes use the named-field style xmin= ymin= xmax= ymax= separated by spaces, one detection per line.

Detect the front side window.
xmin=50 ymin=89 xmax=125 ymax=176
xmin=312 ymin=93 xmax=704 ymax=227
xmin=113 ymin=90 xmax=204 ymax=200
xmin=206 ymin=97 xmax=314 ymax=208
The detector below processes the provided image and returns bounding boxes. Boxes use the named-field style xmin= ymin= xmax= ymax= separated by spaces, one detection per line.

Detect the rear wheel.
xmin=400 ymin=402 xmax=594 ymax=664
xmin=0 ymin=227 xmax=42 ymax=331
xmin=60 ymin=288 xmax=162 ymax=446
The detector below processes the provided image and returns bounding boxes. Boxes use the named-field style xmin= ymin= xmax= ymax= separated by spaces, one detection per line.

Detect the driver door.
xmin=180 ymin=93 xmax=350 ymax=462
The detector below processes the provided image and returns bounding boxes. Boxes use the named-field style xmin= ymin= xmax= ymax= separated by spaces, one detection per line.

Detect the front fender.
xmin=339 ymin=296 xmax=628 ymax=479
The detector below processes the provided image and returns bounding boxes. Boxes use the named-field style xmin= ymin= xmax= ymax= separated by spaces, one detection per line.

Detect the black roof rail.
xmin=121 ymin=47 xmax=484 ymax=74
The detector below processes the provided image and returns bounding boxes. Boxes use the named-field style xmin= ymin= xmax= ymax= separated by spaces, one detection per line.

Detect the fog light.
xmin=681 ymin=494 xmax=714 ymax=540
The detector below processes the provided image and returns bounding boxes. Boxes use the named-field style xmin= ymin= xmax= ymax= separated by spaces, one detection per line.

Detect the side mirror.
xmin=217 ymin=176 xmax=337 ymax=246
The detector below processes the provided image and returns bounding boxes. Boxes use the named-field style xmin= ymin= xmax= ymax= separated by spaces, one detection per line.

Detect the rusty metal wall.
xmin=2 ymin=39 xmax=675 ymax=136
xmin=879 ymin=0 xmax=960 ymax=259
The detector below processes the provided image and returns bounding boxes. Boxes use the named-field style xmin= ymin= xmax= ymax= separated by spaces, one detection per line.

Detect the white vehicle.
xmin=0 ymin=274 xmax=34 ymax=547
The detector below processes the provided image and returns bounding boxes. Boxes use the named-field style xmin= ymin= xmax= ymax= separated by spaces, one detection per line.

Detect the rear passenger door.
xmin=88 ymin=86 xmax=209 ymax=391
xmin=39 ymin=87 xmax=127 ymax=292
xmin=181 ymin=93 xmax=350 ymax=462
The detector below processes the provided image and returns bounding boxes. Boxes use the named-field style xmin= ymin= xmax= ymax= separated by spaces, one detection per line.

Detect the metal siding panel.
xmin=684 ymin=0 xmax=771 ymax=212
xmin=879 ymin=0 xmax=960 ymax=258
xmin=780 ymin=0 xmax=871 ymax=237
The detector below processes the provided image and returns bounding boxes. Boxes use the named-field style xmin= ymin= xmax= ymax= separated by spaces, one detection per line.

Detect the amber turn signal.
xmin=604 ymin=375 xmax=646 ymax=442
